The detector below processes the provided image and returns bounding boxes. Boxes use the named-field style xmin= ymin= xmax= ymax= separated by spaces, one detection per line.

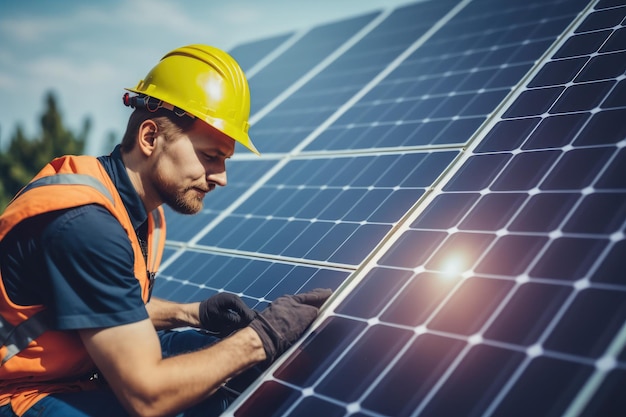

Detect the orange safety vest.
xmin=0 ymin=155 xmax=166 ymax=415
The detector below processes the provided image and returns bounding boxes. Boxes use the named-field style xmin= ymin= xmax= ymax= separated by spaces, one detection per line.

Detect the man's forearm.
xmin=146 ymin=297 xmax=201 ymax=330
xmin=138 ymin=327 xmax=266 ymax=416
xmin=80 ymin=320 xmax=266 ymax=417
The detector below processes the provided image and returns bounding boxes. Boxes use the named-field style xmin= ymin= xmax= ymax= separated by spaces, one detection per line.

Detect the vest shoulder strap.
xmin=1 ymin=171 xmax=115 ymax=366
xmin=15 ymin=173 xmax=114 ymax=204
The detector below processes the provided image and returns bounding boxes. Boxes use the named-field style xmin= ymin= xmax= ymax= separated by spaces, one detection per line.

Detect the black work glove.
xmin=249 ymin=288 xmax=332 ymax=363
xmin=199 ymin=292 xmax=256 ymax=337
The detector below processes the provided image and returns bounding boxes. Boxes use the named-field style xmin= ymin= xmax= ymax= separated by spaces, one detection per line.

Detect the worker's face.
xmin=151 ymin=120 xmax=235 ymax=214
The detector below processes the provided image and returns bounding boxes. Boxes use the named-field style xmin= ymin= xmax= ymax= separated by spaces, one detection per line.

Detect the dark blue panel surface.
xmin=229 ymin=34 xmax=292 ymax=73
xmin=193 ymin=151 xmax=456 ymax=265
xmin=253 ymin=0 xmax=460 ymax=153
xmin=304 ymin=0 xmax=588 ymax=152
xmin=248 ymin=12 xmax=381 ymax=115
xmin=154 ymin=251 xmax=348 ymax=305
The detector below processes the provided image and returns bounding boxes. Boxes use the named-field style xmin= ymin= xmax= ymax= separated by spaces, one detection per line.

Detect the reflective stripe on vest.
xmin=13 ymin=174 xmax=114 ymax=205
xmin=0 ymin=310 xmax=50 ymax=365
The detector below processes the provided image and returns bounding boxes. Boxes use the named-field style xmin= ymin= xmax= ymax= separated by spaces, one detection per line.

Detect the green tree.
xmin=0 ymin=92 xmax=89 ymax=210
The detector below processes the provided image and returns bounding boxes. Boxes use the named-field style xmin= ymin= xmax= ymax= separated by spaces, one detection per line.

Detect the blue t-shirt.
xmin=0 ymin=146 xmax=150 ymax=330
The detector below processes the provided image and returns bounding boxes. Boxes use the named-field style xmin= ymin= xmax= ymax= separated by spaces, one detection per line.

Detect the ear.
xmin=137 ymin=120 xmax=159 ymax=156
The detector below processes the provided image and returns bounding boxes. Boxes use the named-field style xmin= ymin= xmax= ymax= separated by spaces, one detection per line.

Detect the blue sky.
xmin=0 ymin=0 xmax=415 ymax=155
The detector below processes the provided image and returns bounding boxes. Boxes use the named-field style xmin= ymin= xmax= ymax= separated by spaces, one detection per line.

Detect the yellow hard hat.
xmin=125 ymin=44 xmax=259 ymax=155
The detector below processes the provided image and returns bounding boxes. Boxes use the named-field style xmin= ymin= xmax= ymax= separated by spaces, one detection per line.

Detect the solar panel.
xmin=239 ymin=11 xmax=383 ymax=117
xmin=228 ymin=34 xmax=294 ymax=74
xmin=151 ymin=0 xmax=626 ymax=415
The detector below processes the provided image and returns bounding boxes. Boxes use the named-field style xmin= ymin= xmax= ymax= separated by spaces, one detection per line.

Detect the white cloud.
xmin=108 ymin=0 xmax=216 ymax=38
xmin=0 ymin=3 xmax=111 ymax=44
xmin=0 ymin=73 xmax=12 ymax=90
xmin=0 ymin=15 xmax=59 ymax=42
xmin=27 ymin=56 xmax=118 ymax=87
xmin=217 ymin=4 xmax=263 ymax=25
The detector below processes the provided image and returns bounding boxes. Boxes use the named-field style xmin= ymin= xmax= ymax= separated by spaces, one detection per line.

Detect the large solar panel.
xmin=151 ymin=0 xmax=626 ymax=415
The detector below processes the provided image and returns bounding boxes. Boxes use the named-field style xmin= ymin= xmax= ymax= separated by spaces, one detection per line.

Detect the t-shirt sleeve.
xmin=41 ymin=204 xmax=149 ymax=330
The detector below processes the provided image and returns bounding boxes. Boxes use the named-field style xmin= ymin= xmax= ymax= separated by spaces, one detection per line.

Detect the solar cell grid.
xmin=153 ymin=251 xmax=350 ymax=306
xmin=229 ymin=34 xmax=293 ymax=73
xmin=245 ymin=13 xmax=380 ymax=115
xmin=229 ymin=0 xmax=626 ymax=415
xmin=172 ymin=150 xmax=457 ymax=267
xmin=250 ymin=0 xmax=460 ymax=153
xmin=303 ymin=0 xmax=589 ymax=153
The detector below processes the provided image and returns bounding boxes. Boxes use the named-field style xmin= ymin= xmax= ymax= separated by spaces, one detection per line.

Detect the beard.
xmin=163 ymin=186 xmax=204 ymax=215
xmin=153 ymin=173 xmax=205 ymax=215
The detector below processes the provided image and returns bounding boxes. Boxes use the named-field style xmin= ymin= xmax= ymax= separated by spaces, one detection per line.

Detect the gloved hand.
xmin=199 ymin=292 xmax=256 ymax=337
xmin=249 ymin=288 xmax=332 ymax=363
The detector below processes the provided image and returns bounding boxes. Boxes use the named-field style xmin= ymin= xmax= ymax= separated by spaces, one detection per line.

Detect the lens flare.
xmin=440 ymin=253 xmax=469 ymax=278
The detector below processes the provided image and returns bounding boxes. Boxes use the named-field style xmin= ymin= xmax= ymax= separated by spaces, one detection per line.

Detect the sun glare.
xmin=440 ymin=253 xmax=469 ymax=278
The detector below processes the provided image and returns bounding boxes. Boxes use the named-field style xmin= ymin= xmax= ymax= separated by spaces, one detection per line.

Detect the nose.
xmin=208 ymin=168 xmax=227 ymax=187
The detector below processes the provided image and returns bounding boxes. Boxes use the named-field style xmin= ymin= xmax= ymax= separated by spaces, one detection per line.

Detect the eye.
xmin=198 ymin=149 xmax=229 ymax=164
xmin=202 ymin=153 xmax=217 ymax=162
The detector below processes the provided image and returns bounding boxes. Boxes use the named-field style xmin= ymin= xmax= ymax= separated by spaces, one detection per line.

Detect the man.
xmin=0 ymin=44 xmax=332 ymax=417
